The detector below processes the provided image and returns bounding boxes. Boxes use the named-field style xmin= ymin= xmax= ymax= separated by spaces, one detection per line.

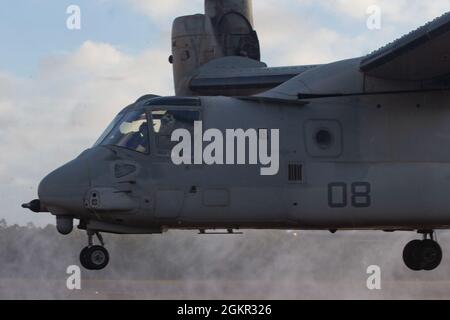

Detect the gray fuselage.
xmin=38 ymin=82 xmax=450 ymax=234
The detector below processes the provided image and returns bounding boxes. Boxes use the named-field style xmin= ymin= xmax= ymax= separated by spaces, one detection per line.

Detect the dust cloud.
xmin=1 ymin=220 xmax=450 ymax=300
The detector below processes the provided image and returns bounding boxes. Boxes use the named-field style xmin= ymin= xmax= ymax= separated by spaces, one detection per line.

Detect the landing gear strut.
xmin=79 ymin=231 xmax=110 ymax=270
xmin=403 ymin=231 xmax=442 ymax=271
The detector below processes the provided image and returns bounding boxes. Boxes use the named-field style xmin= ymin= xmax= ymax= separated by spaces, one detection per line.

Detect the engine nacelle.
xmin=171 ymin=0 xmax=260 ymax=95
xmin=205 ymin=0 xmax=254 ymax=25
xmin=172 ymin=14 xmax=220 ymax=96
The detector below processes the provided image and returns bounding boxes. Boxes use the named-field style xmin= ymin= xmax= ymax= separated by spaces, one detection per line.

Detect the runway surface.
xmin=3 ymin=229 xmax=450 ymax=300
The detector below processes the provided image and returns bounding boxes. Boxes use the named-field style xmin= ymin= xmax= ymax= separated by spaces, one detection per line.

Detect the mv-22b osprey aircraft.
xmin=22 ymin=0 xmax=450 ymax=271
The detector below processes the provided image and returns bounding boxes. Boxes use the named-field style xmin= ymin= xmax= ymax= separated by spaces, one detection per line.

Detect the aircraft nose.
xmin=38 ymin=157 xmax=90 ymax=214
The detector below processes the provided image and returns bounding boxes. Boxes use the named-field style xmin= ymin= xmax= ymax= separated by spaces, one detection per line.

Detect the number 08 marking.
xmin=328 ymin=182 xmax=371 ymax=208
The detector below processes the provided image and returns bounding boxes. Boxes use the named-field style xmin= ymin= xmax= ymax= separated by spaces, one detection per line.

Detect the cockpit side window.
xmin=99 ymin=111 xmax=150 ymax=154
xmin=93 ymin=113 xmax=124 ymax=147
xmin=151 ymin=109 xmax=200 ymax=155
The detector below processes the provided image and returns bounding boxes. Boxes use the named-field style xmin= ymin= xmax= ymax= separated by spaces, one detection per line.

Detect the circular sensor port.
xmin=315 ymin=129 xmax=333 ymax=149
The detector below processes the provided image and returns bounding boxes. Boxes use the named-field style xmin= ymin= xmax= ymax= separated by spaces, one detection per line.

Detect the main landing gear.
xmin=403 ymin=231 xmax=442 ymax=271
xmin=79 ymin=230 xmax=110 ymax=271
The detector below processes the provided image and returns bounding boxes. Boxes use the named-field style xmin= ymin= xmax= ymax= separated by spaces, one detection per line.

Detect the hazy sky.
xmin=1 ymin=0 xmax=449 ymax=225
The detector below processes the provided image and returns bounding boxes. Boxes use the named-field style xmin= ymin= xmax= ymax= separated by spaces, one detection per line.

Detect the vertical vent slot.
xmin=288 ymin=164 xmax=303 ymax=182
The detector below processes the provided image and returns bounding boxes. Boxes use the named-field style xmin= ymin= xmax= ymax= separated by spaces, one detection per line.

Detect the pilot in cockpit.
xmin=128 ymin=122 xmax=149 ymax=153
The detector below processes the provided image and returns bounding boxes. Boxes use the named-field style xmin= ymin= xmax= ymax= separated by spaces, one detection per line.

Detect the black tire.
xmin=79 ymin=246 xmax=91 ymax=270
xmin=85 ymin=246 xmax=109 ymax=270
xmin=420 ymin=240 xmax=442 ymax=271
xmin=403 ymin=240 xmax=423 ymax=271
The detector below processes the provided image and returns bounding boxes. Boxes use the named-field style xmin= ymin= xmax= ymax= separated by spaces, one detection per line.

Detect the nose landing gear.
xmin=403 ymin=231 xmax=442 ymax=271
xmin=80 ymin=231 xmax=110 ymax=271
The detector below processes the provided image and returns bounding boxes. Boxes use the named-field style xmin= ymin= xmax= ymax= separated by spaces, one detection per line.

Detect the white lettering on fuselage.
xmin=171 ymin=121 xmax=280 ymax=176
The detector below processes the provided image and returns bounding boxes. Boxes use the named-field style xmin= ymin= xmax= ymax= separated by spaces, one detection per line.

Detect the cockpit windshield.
xmin=95 ymin=111 xmax=150 ymax=154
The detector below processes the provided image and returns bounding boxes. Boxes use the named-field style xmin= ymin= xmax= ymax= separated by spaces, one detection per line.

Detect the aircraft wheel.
xmin=403 ymin=239 xmax=443 ymax=271
xmin=421 ymin=240 xmax=442 ymax=271
xmin=79 ymin=246 xmax=109 ymax=270
xmin=79 ymin=246 xmax=90 ymax=269
xmin=403 ymin=240 xmax=424 ymax=271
